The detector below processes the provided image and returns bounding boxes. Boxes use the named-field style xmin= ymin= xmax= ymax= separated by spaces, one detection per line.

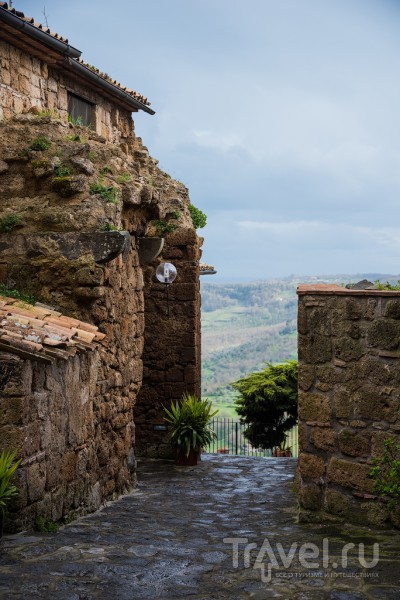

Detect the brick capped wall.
xmin=134 ymin=228 xmax=202 ymax=458
xmin=297 ymin=284 xmax=400 ymax=528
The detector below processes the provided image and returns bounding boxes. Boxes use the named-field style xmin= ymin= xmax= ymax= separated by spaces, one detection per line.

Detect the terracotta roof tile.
xmin=75 ymin=330 xmax=96 ymax=343
xmin=0 ymin=295 xmax=105 ymax=363
xmin=74 ymin=321 xmax=99 ymax=334
xmin=75 ymin=59 xmax=151 ymax=107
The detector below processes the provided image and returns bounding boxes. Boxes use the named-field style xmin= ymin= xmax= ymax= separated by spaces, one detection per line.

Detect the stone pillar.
xmin=297 ymin=284 xmax=400 ymax=528
xmin=134 ymin=228 xmax=201 ymax=457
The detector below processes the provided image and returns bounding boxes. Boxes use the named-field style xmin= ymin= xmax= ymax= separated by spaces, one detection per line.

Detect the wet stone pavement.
xmin=0 ymin=455 xmax=400 ymax=599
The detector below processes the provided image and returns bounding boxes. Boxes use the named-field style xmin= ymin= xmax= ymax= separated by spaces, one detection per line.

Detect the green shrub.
xmin=33 ymin=109 xmax=55 ymax=118
xmin=35 ymin=517 xmax=59 ymax=533
xmin=26 ymin=137 xmax=51 ymax=151
xmin=189 ymin=204 xmax=207 ymax=229
xmin=370 ymin=438 xmax=400 ymax=509
xmin=54 ymin=165 xmax=71 ymax=177
xmin=64 ymin=133 xmax=88 ymax=143
xmin=99 ymin=165 xmax=113 ymax=175
xmin=0 ymin=283 xmax=35 ymax=304
xmin=0 ymin=214 xmax=22 ymax=233
xmin=68 ymin=114 xmax=83 ymax=126
xmin=100 ymin=222 xmax=119 ymax=231
xmin=117 ymin=173 xmax=130 ymax=183
xmin=232 ymin=360 xmax=298 ymax=451
xmin=155 ymin=220 xmax=177 ymax=235
xmin=89 ymin=182 xmax=119 ymax=204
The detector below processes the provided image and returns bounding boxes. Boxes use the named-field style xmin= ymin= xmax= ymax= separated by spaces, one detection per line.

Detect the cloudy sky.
xmin=18 ymin=0 xmax=400 ymax=280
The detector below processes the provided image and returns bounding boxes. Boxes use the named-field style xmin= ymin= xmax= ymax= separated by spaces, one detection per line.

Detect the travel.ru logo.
xmin=223 ymin=537 xmax=379 ymax=583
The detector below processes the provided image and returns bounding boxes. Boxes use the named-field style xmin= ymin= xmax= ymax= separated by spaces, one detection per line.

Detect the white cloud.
xmin=19 ymin=0 xmax=400 ymax=278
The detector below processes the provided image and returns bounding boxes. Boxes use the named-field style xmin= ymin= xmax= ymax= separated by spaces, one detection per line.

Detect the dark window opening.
xmin=67 ymin=92 xmax=93 ymax=127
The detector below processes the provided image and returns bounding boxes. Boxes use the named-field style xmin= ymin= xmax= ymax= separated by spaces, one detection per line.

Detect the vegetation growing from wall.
xmin=25 ymin=136 xmax=51 ymax=152
xmin=54 ymin=165 xmax=71 ymax=177
xmin=370 ymin=438 xmax=400 ymax=509
xmin=155 ymin=211 xmax=181 ymax=235
xmin=0 ymin=283 xmax=35 ymax=304
xmin=189 ymin=204 xmax=207 ymax=229
xmin=0 ymin=214 xmax=22 ymax=233
xmin=35 ymin=517 xmax=59 ymax=533
xmin=89 ymin=181 xmax=119 ymax=204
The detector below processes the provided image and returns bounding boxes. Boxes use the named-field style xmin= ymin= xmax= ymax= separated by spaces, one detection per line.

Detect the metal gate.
xmin=204 ymin=418 xmax=298 ymax=457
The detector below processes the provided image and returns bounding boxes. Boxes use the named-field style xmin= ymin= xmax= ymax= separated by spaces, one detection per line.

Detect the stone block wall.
xmin=134 ymin=228 xmax=202 ymax=457
xmin=0 ymin=39 xmax=133 ymax=142
xmin=0 ymin=347 xmax=137 ymax=532
xmin=297 ymin=284 xmax=400 ymax=528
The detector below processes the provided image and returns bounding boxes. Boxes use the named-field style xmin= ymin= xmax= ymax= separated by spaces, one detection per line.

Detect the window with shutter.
xmin=67 ymin=92 xmax=93 ymax=127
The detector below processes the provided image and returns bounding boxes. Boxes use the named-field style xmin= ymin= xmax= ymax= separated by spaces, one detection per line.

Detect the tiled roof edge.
xmin=0 ymin=3 xmax=154 ymax=112
xmin=0 ymin=2 xmax=80 ymax=54
xmin=75 ymin=58 xmax=152 ymax=108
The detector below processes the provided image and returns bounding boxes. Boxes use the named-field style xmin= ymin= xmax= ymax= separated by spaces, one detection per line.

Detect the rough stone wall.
xmin=134 ymin=229 xmax=202 ymax=457
xmin=0 ymin=39 xmax=133 ymax=142
xmin=0 ymin=113 xmax=201 ymax=528
xmin=297 ymin=284 xmax=400 ymax=528
xmin=0 ymin=349 xmax=131 ymax=531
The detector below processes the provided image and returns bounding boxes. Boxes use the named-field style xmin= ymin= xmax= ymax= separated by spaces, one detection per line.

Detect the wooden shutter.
xmin=67 ymin=93 xmax=93 ymax=127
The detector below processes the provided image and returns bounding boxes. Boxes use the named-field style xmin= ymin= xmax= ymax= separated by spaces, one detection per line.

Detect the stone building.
xmin=0 ymin=3 xmax=201 ymax=530
xmin=0 ymin=1 xmax=154 ymax=141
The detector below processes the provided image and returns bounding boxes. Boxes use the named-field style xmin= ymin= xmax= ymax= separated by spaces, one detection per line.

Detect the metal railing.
xmin=204 ymin=418 xmax=298 ymax=458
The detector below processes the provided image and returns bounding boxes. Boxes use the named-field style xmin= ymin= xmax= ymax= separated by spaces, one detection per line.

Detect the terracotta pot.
xmin=175 ymin=448 xmax=199 ymax=466
xmin=273 ymin=449 xmax=292 ymax=457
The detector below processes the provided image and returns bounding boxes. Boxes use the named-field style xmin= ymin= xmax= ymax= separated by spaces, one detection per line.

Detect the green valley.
xmin=201 ymin=274 xmax=399 ymax=417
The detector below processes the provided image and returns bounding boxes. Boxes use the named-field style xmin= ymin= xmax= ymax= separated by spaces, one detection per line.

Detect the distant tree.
xmin=232 ymin=360 xmax=298 ymax=451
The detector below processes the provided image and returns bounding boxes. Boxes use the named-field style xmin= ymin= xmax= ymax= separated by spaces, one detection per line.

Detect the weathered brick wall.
xmin=0 ymin=347 xmax=138 ymax=532
xmin=0 ymin=39 xmax=133 ymax=141
xmin=134 ymin=228 xmax=202 ymax=458
xmin=297 ymin=284 xmax=400 ymax=528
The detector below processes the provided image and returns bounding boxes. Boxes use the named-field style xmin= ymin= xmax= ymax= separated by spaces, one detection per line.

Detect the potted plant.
xmin=273 ymin=441 xmax=293 ymax=457
xmin=163 ymin=393 xmax=218 ymax=465
xmin=0 ymin=449 xmax=21 ymax=539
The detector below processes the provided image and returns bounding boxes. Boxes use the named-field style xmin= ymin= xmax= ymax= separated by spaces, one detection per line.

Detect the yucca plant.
xmin=163 ymin=393 xmax=218 ymax=459
xmin=0 ymin=449 xmax=21 ymax=519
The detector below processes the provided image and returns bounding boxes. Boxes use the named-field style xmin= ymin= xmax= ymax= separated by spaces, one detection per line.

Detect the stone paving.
xmin=0 ymin=455 xmax=399 ymax=599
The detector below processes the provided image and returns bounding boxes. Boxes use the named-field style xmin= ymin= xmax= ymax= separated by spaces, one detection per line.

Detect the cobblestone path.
xmin=0 ymin=455 xmax=399 ymax=599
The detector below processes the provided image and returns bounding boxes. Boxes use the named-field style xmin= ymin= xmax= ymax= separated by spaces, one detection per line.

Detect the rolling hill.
xmin=201 ymin=273 xmax=400 ymax=417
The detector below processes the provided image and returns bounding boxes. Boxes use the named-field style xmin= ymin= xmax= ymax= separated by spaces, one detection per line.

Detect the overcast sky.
xmin=18 ymin=0 xmax=400 ymax=280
